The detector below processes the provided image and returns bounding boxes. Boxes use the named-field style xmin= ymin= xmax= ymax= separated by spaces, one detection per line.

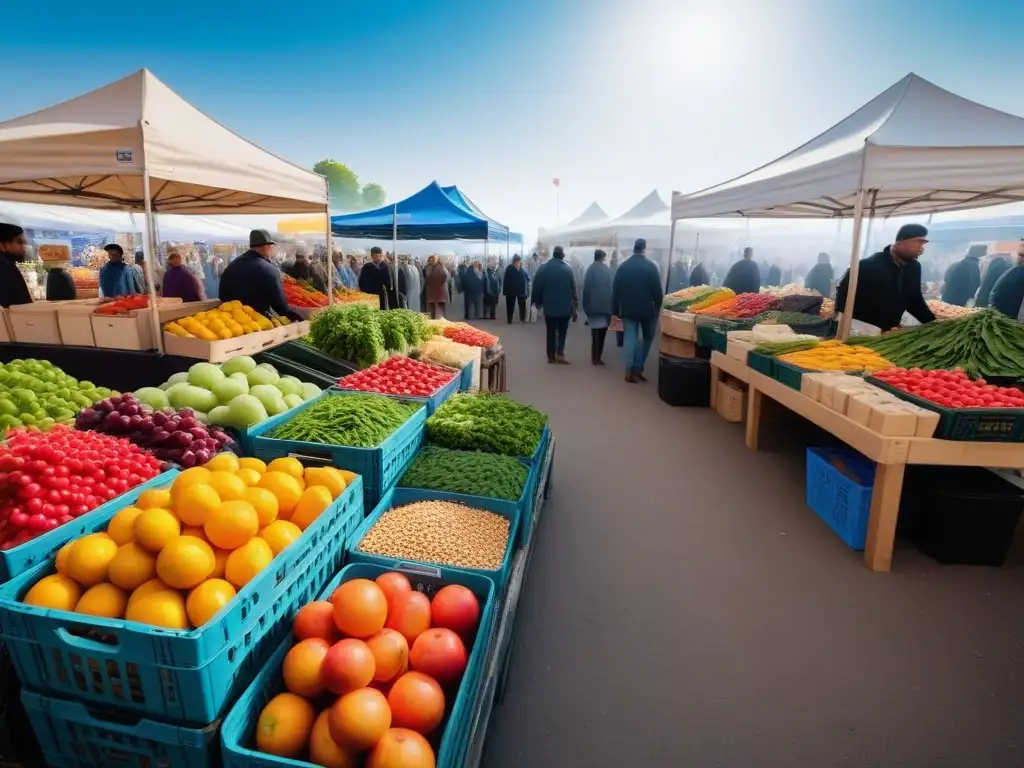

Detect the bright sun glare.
xmin=660 ymin=6 xmax=744 ymax=85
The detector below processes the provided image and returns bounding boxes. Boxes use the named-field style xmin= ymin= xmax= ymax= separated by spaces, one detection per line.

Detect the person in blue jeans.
xmin=611 ymin=238 xmax=663 ymax=383
xmin=531 ymin=246 xmax=578 ymax=363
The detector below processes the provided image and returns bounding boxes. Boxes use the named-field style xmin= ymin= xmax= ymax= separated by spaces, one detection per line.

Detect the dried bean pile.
xmin=357 ymin=500 xmax=509 ymax=570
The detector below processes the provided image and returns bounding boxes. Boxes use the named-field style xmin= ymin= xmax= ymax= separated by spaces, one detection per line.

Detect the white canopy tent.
xmin=537 ymin=202 xmax=609 ymax=247
xmin=669 ymin=73 xmax=1024 ymax=336
xmin=0 ymin=68 xmax=329 ymax=351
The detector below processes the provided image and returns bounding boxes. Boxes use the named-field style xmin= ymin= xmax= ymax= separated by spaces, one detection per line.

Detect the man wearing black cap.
xmin=358 ymin=246 xmax=392 ymax=310
xmin=99 ymin=243 xmax=145 ymax=298
xmin=0 ymin=220 xmax=32 ymax=308
xmin=219 ymin=229 xmax=301 ymax=320
xmin=835 ymin=223 xmax=935 ymax=332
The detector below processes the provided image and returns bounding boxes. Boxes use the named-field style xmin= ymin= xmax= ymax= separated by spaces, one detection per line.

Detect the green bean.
xmin=399 ymin=445 xmax=529 ymax=500
xmin=269 ymin=393 xmax=418 ymax=447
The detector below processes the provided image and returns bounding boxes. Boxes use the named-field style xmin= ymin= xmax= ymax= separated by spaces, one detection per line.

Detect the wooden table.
xmin=709 ymin=352 xmax=1024 ymax=573
xmin=481 ymin=345 xmax=507 ymax=393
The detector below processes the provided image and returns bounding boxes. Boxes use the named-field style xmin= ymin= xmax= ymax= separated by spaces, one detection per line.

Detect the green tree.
xmin=313 ymin=159 xmax=361 ymax=209
xmin=361 ymin=182 xmax=386 ymax=209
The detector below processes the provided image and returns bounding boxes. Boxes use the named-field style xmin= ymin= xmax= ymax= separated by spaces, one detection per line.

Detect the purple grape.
xmin=77 ymin=409 xmax=102 ymax=428
xmin=189 ymin=427 xmax=209 ymax=440
xmin=165 ymin=420 xmax=179 ymax=432
xmin=163 ymin=448 xmax=183 ymax=463
xmin=97 ymin=399 xmax=113 ymax=412
xmin=121 ymin=404 xmax=140 ymax=417
xmin=174 ymin=431 xmax=193 ymax=447
xmin=117 ymin=415 xmax=131 ymax=430
xmin=103 ymin=412 xmax=122 ymax=430
xmin=139 ymin=419 xmax=155 ymax=433
xmin=152 ymin=412 xmax=168 ymax=427
xmin=179 ymin=450 xmax=197 ymax=468
xmin=128 ymin=414 xmax=144 ymax=429
xmin=179 ymin=409 xmax=195 ymax=417
xmin=151 ymin=429 xmax=170 ymax=444
xmin=110 ymin=396 xmax=123 ymax=408
xmin=179 ymin=417 xmax=198 ymax=431
xmin=193 ymin=448 xmax=212 ymax=465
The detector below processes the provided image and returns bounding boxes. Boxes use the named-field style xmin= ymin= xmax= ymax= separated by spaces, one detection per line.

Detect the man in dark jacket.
xmin=989 ymin=242 xmax=1024 ymax=320
xmin=765 ymin=263 xmax=782 ymax=287
xmin=358 ymin=246 xmax=392 ymax=310
xmin=666 ymin=260 xmax=687 ymax=293
xmin=219 ymin=229 xmax=302 ymax=320
xmin=502 ymin=254 xmax=529 ymax=323
xmin=835 ymin=223 xmax=935 ymax=332
xmin=531 ymin=246 xmax=577 ymax=364
xmin=688 ymin=261 xmax=709 ymax=287
xmin=0 ymin=221 xmax=32 ymax=308
xmin=723 ymin=247 xmax=761 ymax=294
xmin=804 ymin=253 xmax=834 ymax=297
xmin=45 ymin=264 xmax=77 ymax=301
xmin=583 ymin=249 xmax=614 ymax=364
xmin=940 ymin=244 xmax=985 ymax=306
xmin=483 ymin=259 xmax=502 ymax=319
xmin=611 ymin=238 xmax=664 ymax=383
xmin=976 ymin=255 xmax=1012 ymax=308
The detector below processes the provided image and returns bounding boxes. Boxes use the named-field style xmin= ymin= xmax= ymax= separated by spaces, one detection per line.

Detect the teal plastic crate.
xmin=746 ymin=350 xmax=776 ymax=378
xmin=335 ymin=368 xmax=460 ymax=415
xmin=347 ymin=487 xmax=522 ymax=591
xmin=0 ymin=478 xmax=363 ymax=725
xmin=774 ymin=360 xmax=807 ymax=391
xmin=459 ymin=360 xmax=474 ymax=391
xmin=0 ymin=470 xmax=176 ymax=585
xmin=250 ymin=390 xmax=426 ymax=512
xmin=21 ymin=689 xmax=219 ymax=768
xmin=220 ymin=562 xmax=496 ymax=768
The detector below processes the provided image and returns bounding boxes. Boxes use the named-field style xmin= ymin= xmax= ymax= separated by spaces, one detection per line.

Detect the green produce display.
xmin=767 ymin=311 xmax=830 ymax=326
xmin=754 ymin=339 xmax=820 ymax=356
xmin=0 ymin=359 xmax=112 ymax=436
xmin=309 ymin=305 xmax=386 ymax=368
xmin=399 ymin=445 xmax=529 ymax=500
xmin=426 ymin=393 xmax=548 ymax=457
xmin=847 ymin=310 xmax=1024 ymax=378
xmin=268 ymin=392 xmax=419 ymax=447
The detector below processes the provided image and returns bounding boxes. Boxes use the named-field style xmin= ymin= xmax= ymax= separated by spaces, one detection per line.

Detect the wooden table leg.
xmin=744 ymin=385 xmax=763 ymax=450
xmin=709 ymin=363 xmax=721 ymax=408
xmin=863 ymin=463 xmax=906 ymax=573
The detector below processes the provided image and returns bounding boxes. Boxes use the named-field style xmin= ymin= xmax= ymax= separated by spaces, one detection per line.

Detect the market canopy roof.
xmin=439 ymin=185 xmax=510 ymax=240
xmin=609 ymin=190 xmax=668 ymax=223
xmin=0 ymin=69 xmax=327 ymax=214
xmin=331 ymin=182 xmax=504 ymax=240
xmin=672 ymin=73 xmax=1024 ymax=220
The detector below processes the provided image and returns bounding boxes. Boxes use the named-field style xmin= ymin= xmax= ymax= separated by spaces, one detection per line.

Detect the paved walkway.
xmin=467 ymin=311 xmax=1024 ymax=768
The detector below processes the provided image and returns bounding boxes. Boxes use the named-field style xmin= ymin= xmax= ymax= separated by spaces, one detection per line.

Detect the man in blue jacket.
xmin=611 ymin=239 xmax=664 ymax=383
xmin=531 ymin=246 xmax=577 ymax=364
xmin=219 ymin=229 xmax=301 ymax=320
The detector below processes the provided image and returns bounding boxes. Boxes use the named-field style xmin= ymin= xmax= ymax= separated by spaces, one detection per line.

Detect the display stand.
xmin=709 ymin=352 xmax=1024 ymax=572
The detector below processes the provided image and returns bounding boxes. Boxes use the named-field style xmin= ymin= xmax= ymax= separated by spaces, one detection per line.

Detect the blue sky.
xmin=2 ymin=0 xmax=1024 ymax=242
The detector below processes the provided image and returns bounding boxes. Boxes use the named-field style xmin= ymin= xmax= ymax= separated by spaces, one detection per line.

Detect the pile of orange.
xmin=22 ymin=454 xmax=354 ymax=630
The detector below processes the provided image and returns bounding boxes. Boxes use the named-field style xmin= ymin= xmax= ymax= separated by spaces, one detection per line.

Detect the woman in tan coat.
xmin=423 ymin=255 xmax=449 ymax=319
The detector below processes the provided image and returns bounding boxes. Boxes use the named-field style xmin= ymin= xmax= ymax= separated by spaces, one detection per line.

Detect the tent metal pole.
xmin=391 ymin=203 xmax=398 ymax=309
xmin=325 ymin=203 xmax=333 ymax=306
xmin=837 ymin=189 xmax=867 ymax=340
xmin=665 ymin=217 xmax=677 ymax=293
xmin=141 ymin=170 xmax=163 ymax=355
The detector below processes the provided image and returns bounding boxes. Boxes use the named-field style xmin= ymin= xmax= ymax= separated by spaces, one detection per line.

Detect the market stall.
xmin=666 ymin=74 xmax=1024 ymax=573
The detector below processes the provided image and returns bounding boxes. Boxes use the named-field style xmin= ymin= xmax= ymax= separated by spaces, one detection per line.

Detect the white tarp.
xmin=538 ymin=201 xmax=609 ymax=244
xmin=672 ymin=74 xmax=1024 ymax=220
xmin=0 ymin=69 xmax=327 ymax=214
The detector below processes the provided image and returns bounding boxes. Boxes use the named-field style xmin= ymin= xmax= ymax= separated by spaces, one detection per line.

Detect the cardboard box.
xmin=91 ymin=298 xmax=215 ymax=351
xmin=0 ymin=308 xmax=12 ymax=343
xmin=659 ymin=334 xmax=695 ymax=359
xmin=8 ymin=302 xmax=63 ymax=345
xmin=716 ymin=380 xmax=747 ymax=423
xmin=163 ymin=321 xmax=309 ymax=363
xmin=55 ymin=299 xmax=104 ymax=347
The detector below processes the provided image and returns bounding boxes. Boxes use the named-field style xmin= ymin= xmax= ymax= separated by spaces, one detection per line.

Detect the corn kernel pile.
xmin=778 ymin=339 xmax=893 ymax=373
xmin=357 ymin=501 xmax=509 ymax=570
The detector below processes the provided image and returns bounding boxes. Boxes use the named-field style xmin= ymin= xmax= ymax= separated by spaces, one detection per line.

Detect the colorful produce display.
xmin=441 ymin=326 xmax=498 ymax=348
xmin=0 ymin=426 xmax=163 ymax=551
xmin=777 ymin=340 xmax=893 ymax=373
xmin=873 ymin=368 xmax=1024 ymax=409
xmin=415 ymin=336 xmax=478 ymax=371
xmin=138 ymin=357 xmax=321 ymax=430
xmin=339 ymin=356 xmax=457 ymax=399
xmin=427 ymin=394 xmax=547 ymax=457
xmin=283 ymin=275 xmax=329 ymax=308
xmin=848 ymin=310 xmax=1024 ymax=379
xmin=399 ymin=446 xmax=529 ymax=501
xmin=775 ymin=294 xmax=825 ymax=315
xmin=820 ymin=298 xmax=835 ymax=316
xmin=754 ymin=339 xmax=820 ymax=356
xmin=694 ymin=293 xmax=778 ymax=318
xmin=21 ymin=454 xmax=348 ymax=628
xmin=70 ymin=267 xmax=98 ymax=291
xmin=268 ymin=393 xmax=419 ymax=448
xmin=663 ymin=286 xmax=715 ymax=312
xmin=357 ymin=500 xmax=510 ymax=570
xmin=0 ymin=359 xmax=112 ymax=436
xmin=926 ymin=299 xmax=979 ymax=321
xmin=668 ymin=285 xmax=711 ymax=299
xmin=762 ymin=311 xmax=830 ymax=327
xmin=164 ymin=301 xmax=287 ymax=341
xmin=75 ymin=394 xmax=236 ymax=467
xmin=686 ymin=288 xmax=735 ymax=312
xmin=95 ymin=295 xmax=151 ymax=314
xmin=310 ymin=305 xmax=387 ymax=368
xmin=760 ymin=283 xmax=816 ymax=297
xmin=253 ymin=571 xmax=482 ymax=765
xmin=333 ymin=287 xmax=381 ymax=307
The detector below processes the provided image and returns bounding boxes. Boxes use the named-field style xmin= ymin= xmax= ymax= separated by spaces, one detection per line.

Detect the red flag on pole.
xmin=552 ymin=177 xmax=560 ymax=187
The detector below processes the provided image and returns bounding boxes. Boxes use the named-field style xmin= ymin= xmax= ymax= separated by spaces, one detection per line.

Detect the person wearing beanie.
xmin=98 ymin=243 xmax=145 ymax=298
xmin=531 ymin=245 xmax=578 ymax=363
xmin=611 ymin=238 xmax=663 ymax=382
xmin=219 ymin=229 xmax=302 ymax=320
xmin=0 ymin=221 xmax=32 ymax=308
xmin=804 ymin=252 xmax=834 ymax=297
xmin=722 ymin=247 xmax=761 ymax=294
xmin=940 ymin=244 xmax=985 ymax=307
xmin=835 ymin=223 xmax=935 ymax=332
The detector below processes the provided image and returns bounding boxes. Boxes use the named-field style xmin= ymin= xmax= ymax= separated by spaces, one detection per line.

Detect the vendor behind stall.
xmin=99 ymin=244 xmax=145 ymax=297
xmin=0 ymin=220 xmax=32 ymax=307
xmin=45 ymin=262 xmax=77 ymax=301
xmin=219 ymin=229 xmax=302 ymax=321
xmin=835 ymin=223 xmax=936 ymax=333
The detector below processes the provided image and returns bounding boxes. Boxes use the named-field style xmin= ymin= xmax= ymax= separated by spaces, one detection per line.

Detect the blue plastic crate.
xmin=347 ymin=487 xmax=521 ymax=591
xmin=235 ymin=399 xmax=314 ymax=455
xmin=335 ymin=368 xmax=460 ymax=415
xmin=459 ymin=361 xmax=474 ymax=392
xmin=220 ymin=562 xmax=496 ymax=768
xmin=21 ymin=689 xmax=219 ymax=768
xmin=518 ymin=436 xmax=555 ymax=549
xmin=0 ymin=470 xmax=176 ymax=585
xmin=250 ymin=390 xmax=426 ymax=512
xmin=0 ymin=478 xmax=364 ymax=724
xmin=805 ymin=447 xmax=876 ymax=550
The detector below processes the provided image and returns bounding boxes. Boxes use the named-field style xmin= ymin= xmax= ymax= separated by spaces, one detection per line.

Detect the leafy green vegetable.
xmin=269 ymin=392 xmax=419 ymax=447
xmin=426 ymin=393 xmax=547 ymax=457
xmin=310 ymin=305 xmax=387 ymax=369
xmin=399 ymin=445 xmax=529 ymax=500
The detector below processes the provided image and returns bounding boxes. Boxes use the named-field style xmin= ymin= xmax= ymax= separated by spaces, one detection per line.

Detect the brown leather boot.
xmin=625 ymin=370 xmax=637 ymax=383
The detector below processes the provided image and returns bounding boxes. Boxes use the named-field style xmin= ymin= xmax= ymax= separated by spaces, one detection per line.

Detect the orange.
xmin=256 ymin=693 xmax=316 ymax=759
xmin=258 ymin=472 xmax=304 ymax=518
xmin=367 ymin=629 xmax=410 ymax=684
xmin=156 ymin=536 xmax=216 ymax=589
xmin=208 ymin=471 xmax=246 ymax=502
xmin=23 ymin=574 xmax=82 ymax=611
xmin=331 ymin=579 xmax=388 ymax=638
xmin=54 ymin=541 xmax=75 ymax=576
xmin=185 ymin=578 xmax=236 ymax=627
xmin=238 ymin=457 xmax=267 ymax=474
xmin=328 ymin=688 xmax=391 ymax=752
xmin=136 ymin=488 xmax=172 ymax=511
xmin=125 ymin=589 xmax=188 ymax=629
xmin=210 ymin=546 xmax=229 ymax=579
xmin=176 ymin=484 xmax=220 ymax=527
xmin=133 ymin=508 xmax=181 ymax=552
xmin=243 ymin=487 xmax=279 ymax=527
xmin=181 ymin=526 xmax=207 ymax=540
xmin=204 ymin=500 xmax=258 ymax=550
xmin=282 ymin=638 xmax=330 ymax=697
xmin=237 ymin=468 xmax=263 ymax=487
xmin=108 ymin=543 xmax=158 ymax=591
xmin=76 ymin=583 xmax=128 ymax=619
xmin=203 ymin=452 xmax=240 ymax=474
xmin=267 ymin=457 xmax=304 ymax=482
xmin=387 ymin=672 xmax=445 ymax=736
xmin=106 ymin=506 xmax=145 ymax=545
xmin=66 ymin=535 xmax=119 ymax=587
xmin=305 ymin=467 xmax=346 ymax=499
xmin=127 ymin=578 xmax=175 ymax=610
xmin=260 ymin=520 xmax=302 ymax=556
xmin=366 ymin=729 xmax=435 ymax=768
xmin=170 ymin=467 xmax=213 ymax=506
xmin=290 ymin=486 xmax=333 ymax=531
xmin=225 ymin=538 xmax=273 ymax=588
xmin=309 ymin=710 xmax=358 ymax=768
xmin=335 ymin=469 xmax=358 ymax=486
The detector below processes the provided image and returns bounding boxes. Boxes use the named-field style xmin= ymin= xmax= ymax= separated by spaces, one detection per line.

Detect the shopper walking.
xmin=583 ymin=249 xmax=614 ymax=365
xmin=722 ymin=247 xmax=761 ymax=294
xmin=804 ymin=253 xmax=834 ymax=297
xmin=531 ymin=245 xmax=577 ymax=364
xmin=941 ymin=244 xmax=985 ymax=307
xmin=612 ymin=238 xmax=663 ymax=383
xmin=502 ymin=254 xmax=529 ymax=322
xmin=483 ymin=259 xmax=502 ymax=319
xmin=161 ymin=251 xmax=204 ymax=302
xmin=99 ymin=244 xmax=145 ymax=298
xmin=422 ymin=255 xmax=448 ymax=319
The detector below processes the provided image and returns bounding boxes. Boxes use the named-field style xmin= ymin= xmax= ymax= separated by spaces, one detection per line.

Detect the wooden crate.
xmin=8 ymin=303 xmax=63 ymax=345
xmin=0 ymin=308 xmax=11 ymax=343
xmin=163 ymin=324 xmax=307 ymax=362
xmin=716 ymin=380 xmax=747 ymax=423
xmin=90 ymin=299 xmax=217 ymax=351
xmin=659 ymin=334 xmax=695 ymax=359
xmin=660 ymin=310 xmax=696 ymax=341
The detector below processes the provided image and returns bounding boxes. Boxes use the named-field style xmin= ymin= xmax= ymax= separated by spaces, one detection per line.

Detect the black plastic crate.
xmin=658 ymin=354 xmax=710 ymax=407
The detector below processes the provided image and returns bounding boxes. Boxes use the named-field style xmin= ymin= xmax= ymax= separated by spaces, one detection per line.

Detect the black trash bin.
xmin=901 ymin=466 xmax=1024 ymax=566
xmin=658 ymin=354 xmax=710 ymax=407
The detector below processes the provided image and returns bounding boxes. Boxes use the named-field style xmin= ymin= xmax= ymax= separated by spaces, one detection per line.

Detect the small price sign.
xmin=38 ymin=243 xmax=71 ymax=264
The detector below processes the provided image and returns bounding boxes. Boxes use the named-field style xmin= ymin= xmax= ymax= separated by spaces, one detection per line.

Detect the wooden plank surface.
xmin=710 ymin=350 xmax=749 ymax=383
